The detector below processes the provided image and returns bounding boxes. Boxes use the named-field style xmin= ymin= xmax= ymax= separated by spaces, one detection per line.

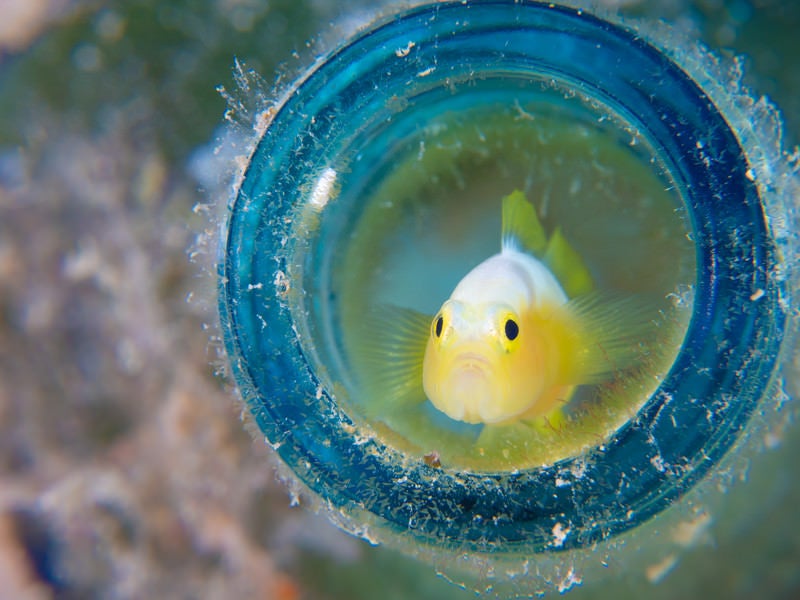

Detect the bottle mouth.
xmin=218 ymin=0 xmax=794 ymax=560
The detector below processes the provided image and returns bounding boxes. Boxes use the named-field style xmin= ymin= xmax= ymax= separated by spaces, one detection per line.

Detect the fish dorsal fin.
xmin=501 ymin=190 xmax=547 ymax=255
xmin=349 ymin=304 xmax=430 ymax=417
xmin=502 ymin=190 xmax=594 ymax=297
xmin=544 ymin=226 xmax=594 ymax=297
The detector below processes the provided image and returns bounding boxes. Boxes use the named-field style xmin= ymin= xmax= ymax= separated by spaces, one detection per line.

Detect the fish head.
xmin=422 ymin=299 xmax=548 ymax=424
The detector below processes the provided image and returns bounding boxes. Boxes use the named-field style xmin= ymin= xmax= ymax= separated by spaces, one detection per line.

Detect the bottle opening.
xmin=291 ymin=78 xmax=695 ymax=471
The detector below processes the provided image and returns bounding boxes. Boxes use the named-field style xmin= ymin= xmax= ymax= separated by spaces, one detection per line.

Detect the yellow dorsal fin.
xmin=544 ymin=226 xmax=594 ymax=297
xmin=349 ymin=304 xmax=430 ymax=417
xmin=501 ymin=190 xmax=594 ymax=297
xmin=501 ymin=190 xmax=547 ymax=255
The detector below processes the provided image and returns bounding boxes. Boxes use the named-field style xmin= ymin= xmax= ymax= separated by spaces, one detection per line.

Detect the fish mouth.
xmin=452 ymin=351 xmax=493 ymax=371
xmin=437 ymin=352 xmax=500 ymax=424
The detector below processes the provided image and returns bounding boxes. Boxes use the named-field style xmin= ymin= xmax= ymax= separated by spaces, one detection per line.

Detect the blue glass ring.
xmin=219 ymin=1 xmax=792 ymax=557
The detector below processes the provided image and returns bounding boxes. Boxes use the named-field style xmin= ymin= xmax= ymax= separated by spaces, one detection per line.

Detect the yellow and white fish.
xmin=355 ymin=190 xmax=653 ymax=426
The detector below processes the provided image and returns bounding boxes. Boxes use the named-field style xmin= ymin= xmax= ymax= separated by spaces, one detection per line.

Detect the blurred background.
xmin=0 ymin=1 xmax=797 ymax=598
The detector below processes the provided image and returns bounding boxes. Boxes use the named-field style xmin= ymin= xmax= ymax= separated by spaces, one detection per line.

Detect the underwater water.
xmin=0 ymin=1 xmax=798 ymax=599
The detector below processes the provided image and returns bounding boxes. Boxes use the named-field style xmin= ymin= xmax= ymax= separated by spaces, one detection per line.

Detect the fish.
xmin=353 ymin=190 xmax=654 ymax=426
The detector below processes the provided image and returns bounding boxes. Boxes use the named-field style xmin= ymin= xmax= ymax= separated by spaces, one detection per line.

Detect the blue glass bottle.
xmin=218 ymin=0 xmax=797 ymax=592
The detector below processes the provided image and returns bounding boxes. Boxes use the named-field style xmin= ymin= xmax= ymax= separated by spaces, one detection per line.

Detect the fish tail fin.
xmin=501 ymin=189 xmax=547 ymax=255
xmin=563 ymin=293 xmax=658 ymax=383
xmin=544 ymin=226 xmax=595 ymax=297
xmin=348 ymin=304 xmax=430 ymax=417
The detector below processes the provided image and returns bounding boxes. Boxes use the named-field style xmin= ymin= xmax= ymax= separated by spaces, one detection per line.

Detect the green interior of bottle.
xmin=306 ymin=99 xmax=695 ymax=472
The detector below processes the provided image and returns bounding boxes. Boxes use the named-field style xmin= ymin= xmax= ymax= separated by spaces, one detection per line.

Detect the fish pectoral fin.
xmin=565 ymin=292 xmax=658 ymax=383
xmin=501 ymin=189 xmax=547 ymax=256
xmin=521 ymin=405 xmax=569 ymax=435
xmin=349 ymin=304 xmax=431 ymax=415
xmin=543 ymin=226 xmax=594 ymax=297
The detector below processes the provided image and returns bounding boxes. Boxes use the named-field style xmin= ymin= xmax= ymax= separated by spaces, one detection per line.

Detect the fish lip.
xmin=452 ymin=351 xmax=492 ymax=370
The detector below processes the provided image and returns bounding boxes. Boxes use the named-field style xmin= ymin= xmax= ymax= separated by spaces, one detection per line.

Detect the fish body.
xmin=355 ymin=190 xmax=652 ymax=426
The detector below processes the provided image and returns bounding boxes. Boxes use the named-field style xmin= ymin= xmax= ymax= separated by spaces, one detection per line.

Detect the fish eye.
xmin=434 ymin=315 xmax=444 ymax=338
xmin=504 ymin=318 xmax=519 ymax=341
